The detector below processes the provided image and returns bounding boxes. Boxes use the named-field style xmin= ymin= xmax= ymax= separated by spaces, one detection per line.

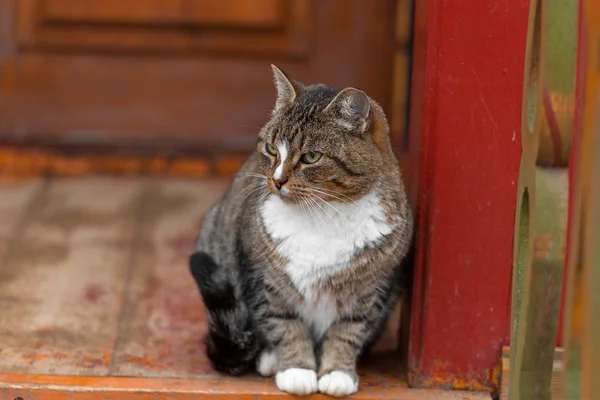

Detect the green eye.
xmin=265 ymin=143 xmax=278 ymax=156
xmin=302 ymin=151 xmax=322 ymax=164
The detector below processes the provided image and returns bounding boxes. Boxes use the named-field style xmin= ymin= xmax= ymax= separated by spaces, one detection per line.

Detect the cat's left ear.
xmin=271 ymin=64 xmax=303 ymax=112
xmin=323 ymin=87 xmax=371 ymax=134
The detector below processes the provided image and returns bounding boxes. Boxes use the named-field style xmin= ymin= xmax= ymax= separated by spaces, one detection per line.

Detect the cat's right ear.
xmin=323 ymin=87 xmax=372 ymax=134
xmin=271 ymin=65 xmax=302 ymax=112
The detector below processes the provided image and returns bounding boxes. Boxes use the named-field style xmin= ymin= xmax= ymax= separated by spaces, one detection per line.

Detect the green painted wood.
xmin=509 ymin=0 xmax=577 ymax=399
xmin=563 ymin=2 xmax=600 ymax=397
xmin=508 ymin=1 xmax=543 ymax=398
xmin=538 ymin=0 xmax=579 ymax=166
xmin=518 ymin=168 xmax=568 ymax=400
xmin=563 ymin=93 xmax=600 ymax=400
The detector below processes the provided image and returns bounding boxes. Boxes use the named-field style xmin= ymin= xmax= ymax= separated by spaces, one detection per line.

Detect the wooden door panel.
xmin=40 ymin=0 xmax=186 ymax=24
xmin=187 ymin=0 xmax=285 ymax=28
xmin=41 ymin=0 xmax=286 ymax=28
xmin=13 ymin=56 xmax=272 ymax=150
xmin=17 ymin=0 xmax=190 ymax=53
xmin=184 ymin=0 xmax=310 ymax=58
xmin=2 ymin=0 xmax=396 ymax=154
xmin=17 ymin=0 xmax=310 ymax=56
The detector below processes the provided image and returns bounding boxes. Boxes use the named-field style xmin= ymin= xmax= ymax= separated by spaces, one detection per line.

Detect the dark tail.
xmin=189 ymin=251 xmax=260 ymax=375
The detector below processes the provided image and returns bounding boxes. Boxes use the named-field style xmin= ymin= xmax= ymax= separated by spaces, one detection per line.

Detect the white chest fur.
xmin=260 ymin=190 xmax=392 ymax=337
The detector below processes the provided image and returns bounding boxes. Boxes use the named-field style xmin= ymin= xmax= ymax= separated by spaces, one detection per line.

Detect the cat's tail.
xmin=189 ymin=251 xmax=260 ymax=375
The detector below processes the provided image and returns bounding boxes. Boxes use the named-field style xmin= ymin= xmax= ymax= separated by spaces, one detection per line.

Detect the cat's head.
xmin=257 ymin=65 xmax=393 ymax=204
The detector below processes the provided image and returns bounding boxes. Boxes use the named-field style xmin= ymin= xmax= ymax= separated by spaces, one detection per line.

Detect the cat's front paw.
xmin=318 ymin=370 xmax=358 ymax=397
xmin=275 ymin=368 xmax=318 ymax=396
xmin=256 ymin=348 xmax=278 ymax=377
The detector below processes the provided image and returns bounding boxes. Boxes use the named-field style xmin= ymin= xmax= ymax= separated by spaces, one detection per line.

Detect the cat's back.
xmin=195 ymin=153 xmax=264 ymax=255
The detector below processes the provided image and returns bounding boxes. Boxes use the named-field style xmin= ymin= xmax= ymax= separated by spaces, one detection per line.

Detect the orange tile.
xmin=0 ymin=178 xmax=492 ymax=400
xmin=0 ymin=179 xmax=42 ymax=236
xmin=110 ymin=179 xmax=228 ymax=378
xmin=0 ymin=178 xmax=145 ymax=375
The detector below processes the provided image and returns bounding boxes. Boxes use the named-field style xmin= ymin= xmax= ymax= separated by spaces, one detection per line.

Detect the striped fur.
xmin=190 ymin=66 xmax=413 ymax=397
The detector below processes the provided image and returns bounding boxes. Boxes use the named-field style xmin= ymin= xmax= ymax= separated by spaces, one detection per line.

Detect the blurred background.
xmin=0 ymin=0 xmax=413 ymax=167
xmin=0 ymin=1 xmax=421 ymax=395
xmin=1 ymin=1 xmax=598 ymax=399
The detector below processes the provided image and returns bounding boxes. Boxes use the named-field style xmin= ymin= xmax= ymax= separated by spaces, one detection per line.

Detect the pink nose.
xmin=273 ymin=178 xmax=288 ymax=190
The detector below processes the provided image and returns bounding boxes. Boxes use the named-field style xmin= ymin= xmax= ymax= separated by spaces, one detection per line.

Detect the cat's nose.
xmin=273 ymin=178 xmax=288 ymax=190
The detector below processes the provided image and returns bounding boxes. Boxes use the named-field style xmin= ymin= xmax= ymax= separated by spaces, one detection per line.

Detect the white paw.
xmin=256 ymin=348 xmax=278 ymax=377
xmin=275 ymin=368 xmax=318 ymax=396
xmin=318 ymin=371 xmax=358 ymax=397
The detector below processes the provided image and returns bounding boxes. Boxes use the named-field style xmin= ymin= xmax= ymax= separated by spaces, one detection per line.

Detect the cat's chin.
xmin=275 ymin=193 xmax=298 ymax=205
xmin=270 ymin=189 xmax=298 ymax=205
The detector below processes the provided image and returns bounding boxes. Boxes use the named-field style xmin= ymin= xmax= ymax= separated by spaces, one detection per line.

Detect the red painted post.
xmin=407 ymin=0 xmax=530 ymax=392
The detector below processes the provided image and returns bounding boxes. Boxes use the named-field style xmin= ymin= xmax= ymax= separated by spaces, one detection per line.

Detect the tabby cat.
xmin=190 ymin=65 xmax=413 ymax=397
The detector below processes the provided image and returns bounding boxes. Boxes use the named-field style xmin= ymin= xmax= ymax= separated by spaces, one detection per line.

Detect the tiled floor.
xmin=0 ymin=177 xmax=229 ymax=378
xmin=0 ymin=177 xmax=489 ymax=399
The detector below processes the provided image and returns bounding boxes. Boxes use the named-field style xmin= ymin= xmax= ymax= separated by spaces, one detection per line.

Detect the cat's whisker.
xmin=310 ymin=189 xmax=357 ymax=212
xmin=236 ymin=172 xmax=267 ymax=180
xmin=311 ymin=189 xmax=357 ymax=205
xmin=240 ymin=184 xmax=268 ymax=205
xmin=298 ymin=198 xmax=310 ymax=226
xmin=305 ymin=185 xmax=349 ymax=196
xmin=236 ymin=171 xmax=266 ymax=176
xmin=259 ymin=191 xmax=271 ymax=202
xmin=306 ymin=197 xmax=325 ymax=228
xmin=313 ymin=194 xmax=351 ymax=225
xmin=237 ymin=176 xmax=267 ymax=180
xmin=302 ymin=198 xmax=319 ymax=227
xmin=236 ymin=180 xmax=265 ymax=195
xmin=306 ymin=186 xmax=361 ymax=212
xmin=309 ymin=194 xmax=339 ymax=231
xmin=312 ymin=187 xmax=359 ymax=205
xmin=235 ymin=181 xmax=267 ymax=203
xmin=254 ymin=192 xmax=270 ymax=209
xmin=301 ymin=197 xmax=317 ymax=225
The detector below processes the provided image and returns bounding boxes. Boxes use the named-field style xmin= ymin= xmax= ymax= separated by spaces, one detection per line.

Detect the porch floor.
xmin=0 ymin=177 xmax=490 ymax=399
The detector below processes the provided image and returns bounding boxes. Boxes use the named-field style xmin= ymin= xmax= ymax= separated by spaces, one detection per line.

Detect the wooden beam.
xmin=0 ymin=373 xmax=492 ymax=400
xmin=562 ymin=0 xmax=600 ymax=397
xmin=500 ymin=347 xmax=565 ymax=400
xmin=507 ymin=0 xmax=577 ymax=397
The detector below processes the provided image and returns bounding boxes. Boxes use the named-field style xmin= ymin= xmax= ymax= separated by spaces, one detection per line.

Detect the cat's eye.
xmin=265 ymin=143 xmax=278 ymax=156
xmin=301 ymin=151 xmax=322 ymax=164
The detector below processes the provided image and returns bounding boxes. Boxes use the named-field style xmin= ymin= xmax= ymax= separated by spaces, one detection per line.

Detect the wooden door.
xmin=0 ymin=0 xmax=402 ymax=156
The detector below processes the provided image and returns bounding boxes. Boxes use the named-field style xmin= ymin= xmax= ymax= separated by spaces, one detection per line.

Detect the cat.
xmin=190 ymin=65 xmax=413 ymax=397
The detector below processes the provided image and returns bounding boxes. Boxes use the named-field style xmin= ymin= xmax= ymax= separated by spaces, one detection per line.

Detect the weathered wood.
xmin=501 ymin=346 xmax=565 ymax=400
xmin=0 ymin=179 xmax=42 ymax=259
xmin=0 ymin=373 xmax=492 ymax=400
xmin=508 ymin=1 xmax=545 ymax=395
xmin=0 ymin=178 xmax=144 ymax=375
xmin=508 ymin=0 xmax=574 ymax=398
xmin=0 ymin=177 xmax=466 ymax=399
xmin=562 ymin=0 xmax=600 ymax=397
xmin=538 ymin=0 xmax=579 ymax=168
xmin=512 ymin=169 xmax=568 ymax=400
xmin=0 ymin=146 xmax=222 ymax=180
xmin=1 ymin=1 xmax=402 ymax=155
xmin=109 ymin=179 xmax=227 ymax=378
xmin=0 ymin=0 xmax=16 ymax=136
